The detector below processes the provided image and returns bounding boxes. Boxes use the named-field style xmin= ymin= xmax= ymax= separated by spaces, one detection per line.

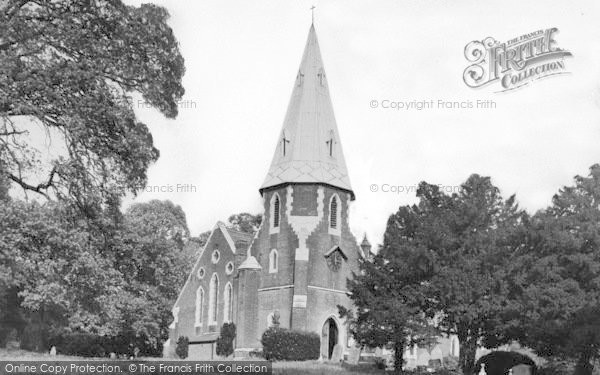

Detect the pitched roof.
xmin=260 ymin=24 xmax=354 ymax=198
xmin=225 ymin=227 xmax=254 ymax=244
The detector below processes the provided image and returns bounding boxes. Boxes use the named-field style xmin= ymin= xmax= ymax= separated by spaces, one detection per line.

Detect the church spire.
xmin=260 ymin=24 xmax=354 ymax=199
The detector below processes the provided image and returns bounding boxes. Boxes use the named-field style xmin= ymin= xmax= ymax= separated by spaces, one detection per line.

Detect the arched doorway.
xmin=321 ymin=317 xmax=339 ymax=360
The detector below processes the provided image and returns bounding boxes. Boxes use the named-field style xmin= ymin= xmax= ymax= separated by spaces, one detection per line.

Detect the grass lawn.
xmin=272 ymin=361 xmax=387 ymax=374
xmin=0 ymin=349 xmax=386 ymax=374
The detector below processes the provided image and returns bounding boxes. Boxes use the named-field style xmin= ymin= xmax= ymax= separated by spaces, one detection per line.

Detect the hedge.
xmin=261 ymin=327 xmax=320 ymax=361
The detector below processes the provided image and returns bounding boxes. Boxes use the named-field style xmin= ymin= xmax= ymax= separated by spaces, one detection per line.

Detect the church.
xmin=167 ymin=23 xmax=459 ymax=366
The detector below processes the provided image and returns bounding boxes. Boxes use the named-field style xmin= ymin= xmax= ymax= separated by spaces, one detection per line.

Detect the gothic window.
xmin=197 ymin=267 xmax=205 ymax=279
xmin=274 ymin=196 xmax=280 ymax=227
xmin=269 ymin=249 xmax=278 ymax=273
xmin=329 ymin=194 xmax=340 ymax=232
xmin=330 ymin=196 xmax=337 ymax=228
xmin=208 ymin=273 xmax=219 ymax=324
xmin=223 ymin=282 xmax=233 ymax=323
xmin=195 ymin=287 xmax=204 ymax=328
xmin=211 ymin=249 xmax=220 ymax=264
xmin=270 ymin=193 xmax=281 ymax=234
xmin=226 ymin=261 xmax=234 ymax=275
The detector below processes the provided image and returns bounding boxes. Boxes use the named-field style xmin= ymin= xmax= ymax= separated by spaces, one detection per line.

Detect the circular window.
xmin=197 ymin=267 xmax=205 ymax=279
xmin=226 ymin=261 xmax=234 ymax=275
xmin=212 ymin=250 xmax=220 ymax=264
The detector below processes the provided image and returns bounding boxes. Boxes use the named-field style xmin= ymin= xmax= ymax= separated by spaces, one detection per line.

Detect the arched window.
xmin=208 ymin=273 xmax=219 ymax=324
xmin=330 ymin=196 xmax=338 ymax=228
xmin=273 ymin=195 xmax=280 ymax=227
xmin=223 ymin=282 xmax=233 ymax=323
xmin=195 ymin=287 xmax=204 ymax=327
xmin=329 ymin=194 xmax=341 ymax=235
xmin=270 ymin=193 xmax=281 ymax=233
xmin=269 ymin=249 xmax=278 ymax=273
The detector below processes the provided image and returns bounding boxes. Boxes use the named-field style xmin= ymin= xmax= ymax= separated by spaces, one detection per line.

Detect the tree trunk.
xmin=574 ymin=352 xmax=593 ymax=375
xmin=393 ymin=340 xmax=405 ymax=374
xmin=458 ymin=336 xmax=478 ymax=375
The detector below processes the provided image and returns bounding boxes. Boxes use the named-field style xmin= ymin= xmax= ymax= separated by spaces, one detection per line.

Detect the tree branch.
xmin=8 ymin=166 xmax=56 ymax=199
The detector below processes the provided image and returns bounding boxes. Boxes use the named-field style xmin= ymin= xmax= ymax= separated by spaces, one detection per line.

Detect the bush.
xmin=216 ymin=322 xmax=236 ymax=357
xmin=261 ymin=327 xmax=320 ymax=361
xmin=175 ymin=336 xmax=189 ymax=359
xmin=537 ymin=360 xmax=571 ymax=375
xmin=443 ymin=355 xmax=459 ymax=370
xmin=474 ymin=351 xmax=537 ymax=375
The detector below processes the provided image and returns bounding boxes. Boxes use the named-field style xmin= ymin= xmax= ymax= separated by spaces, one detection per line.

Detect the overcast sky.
xmin=120 ymin=0 xmax=600 ymax=246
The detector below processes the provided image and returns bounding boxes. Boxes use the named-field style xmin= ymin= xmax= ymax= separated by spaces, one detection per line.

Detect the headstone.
xmin=512 ymin=364 xmax=532 ymax=375
xmin=49 ymin=346 xmax=57 ymax=356
xmin=347 ymin=347 xmax=361 ymax=365
xmin=331 ymin=344 xmax=343 ymax=363
xmin=479 ymin=363 xmax=487 ymax=375
xmin=109 ymin=352 xmax=117 ymax=359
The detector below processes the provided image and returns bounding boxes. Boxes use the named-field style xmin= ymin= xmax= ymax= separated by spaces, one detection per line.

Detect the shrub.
xmin=474 ymin=351 xmax=537 ymax=375
xmin=175 ymin=336 xmax=189 ymax=359
xmin=261 ymin=327 xmax=320 ymax=361
xmin=216 ymin=322 xmax=236 ymax=357
xmin=443 ymin=355 xmax=459 ymax=370
xmin=374 ymin=357 xmax=386 ymax=369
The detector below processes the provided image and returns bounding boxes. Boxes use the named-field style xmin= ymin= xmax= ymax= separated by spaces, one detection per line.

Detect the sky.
xmin=115 ymin=0 xmax=600 ymax=246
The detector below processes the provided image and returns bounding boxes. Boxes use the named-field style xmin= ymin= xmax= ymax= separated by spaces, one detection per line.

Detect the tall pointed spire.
xmin=260 ymin=24 xmax=354 ymax=198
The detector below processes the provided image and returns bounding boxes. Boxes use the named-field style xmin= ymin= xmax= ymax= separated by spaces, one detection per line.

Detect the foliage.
xmin=0 ymin=197 xmax=191 ymax=356
xmin=344 ymin=175 xmax=523 ymax=374
xmin=504 ymin=164 xmax=600 ymax=375
xmin=175 ymin=336 xmax=189 ymax=359
xmin=227 ymin=213 xmax=262 ymax=234
xmin=473 ymin=351 xmax=536 ymax=375
xmin=443 ymin=356 xmax=459 ymax=370
xmin=0 ymin=0 xmax=185 ymax=210
xmin=216 ymin=322 xmax=236 ymax=357
xmin=261 ymin=328 xmax=320 ymax=361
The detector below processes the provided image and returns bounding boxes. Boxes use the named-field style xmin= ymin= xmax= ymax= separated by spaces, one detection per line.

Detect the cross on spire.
xmin=281 ymin=131 xmax=290 ymax=156
xmin=326 ymin=130 xmax=335 ymax=157
xmin=310 ymin=5 xmax=316 ymax=24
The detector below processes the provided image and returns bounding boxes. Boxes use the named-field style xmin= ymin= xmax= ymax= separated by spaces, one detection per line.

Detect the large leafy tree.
xmin=0 ymin=0 xmax=185 ymax=209
xmin=347 ymin=175 xmax=524 ymax=374
xmin=507 ymin=164 xmax=600 ymax=375
xmin=0 ymin=200 xmax=125 ymax=350
xmin=115 ymin=200 xmax=193 ymax=353
xmin=423 ymin=176 xmax=524 ymax=374
xmin=342 ymin=232 xmax=438 ymax=372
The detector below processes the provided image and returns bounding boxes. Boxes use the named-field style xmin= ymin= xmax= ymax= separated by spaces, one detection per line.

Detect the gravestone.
xmin=512 ymin=364 xmax=532 ymax=375
xmin=49 ymin=346 xmax=57 ymax=356
xmin=109 ymin=352 xmax=117 ymax=359
xmin=331 ymin=344 xmax=343 ymax=363
xmin=347 ymin=347 xmax=361 ymax=365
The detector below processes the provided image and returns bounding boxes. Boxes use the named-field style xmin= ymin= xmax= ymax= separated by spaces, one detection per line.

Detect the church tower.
xmin=239 ymin=24 xmax=362 ymax=359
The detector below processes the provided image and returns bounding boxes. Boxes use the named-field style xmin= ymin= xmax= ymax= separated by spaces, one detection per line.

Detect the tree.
xmin=419 ymin=176 xmax=524 ymax=374
xmin=507 ymin=164 xmax=600 ymax=375
xmin=342 ymin=210 xmax=440 ymax=371
xmin=0 ymin=199 xmax=126 ymax=350
xmin=0 ymin=0 xmax=185 ymax=210
xmin=347 ymin=175 xmax=524 ymax=374
xmin=226 ymin=213 xmax=262 ymax=234
xmin=115 ymin=200 xmax=194 ymax=354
